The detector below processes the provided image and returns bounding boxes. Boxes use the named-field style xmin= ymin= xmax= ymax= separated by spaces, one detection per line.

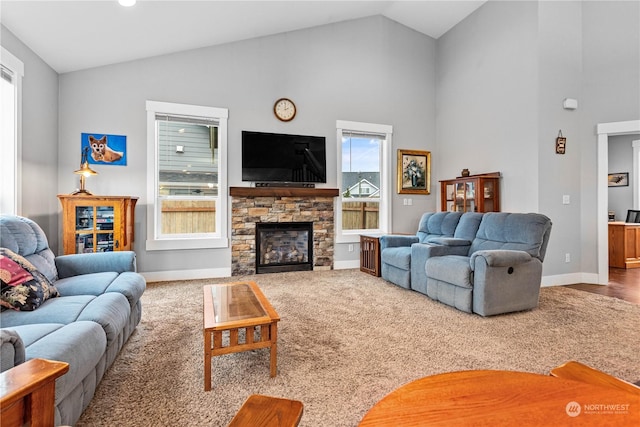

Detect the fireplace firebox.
xmin=255 ymin=222 xmax=313 ymax=274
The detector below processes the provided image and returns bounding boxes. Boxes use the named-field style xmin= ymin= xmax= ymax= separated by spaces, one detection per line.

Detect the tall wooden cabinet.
xmin=57 ymin=195 xmax=138 ymax=255
xmin=440 ymin=172 xmax=501 ymax=213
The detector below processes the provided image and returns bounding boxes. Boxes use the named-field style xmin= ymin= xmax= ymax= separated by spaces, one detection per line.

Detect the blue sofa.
xmin=0 ymin=215 xmax=146 ymax=425
xmin=379 ymin=212 xmax=552 ymax=316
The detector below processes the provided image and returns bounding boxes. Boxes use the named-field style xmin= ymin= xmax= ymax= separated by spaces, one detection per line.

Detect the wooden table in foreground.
xmin=202 ymin=281 xmax=280 ymax=391
xmin=1 ymin=358 xmax=69 ymax=427
xmin=358 ymin=370 xmax=640 ymax=426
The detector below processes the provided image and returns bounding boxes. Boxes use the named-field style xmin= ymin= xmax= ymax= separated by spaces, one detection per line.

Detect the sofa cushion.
xmin=0 ymin=215 xmax=58 ymax=283
xmin=54 ymin=271 xmax=145 ymax=309
xmin=76 ymin=293 xmax=131 ymax=346
xmin=416 ymin=212 xmax=462 ymax=243
xmin=425 ymin=255 xmax=473 ymax=288
xmin=468 ymin=213 xmax=552 ymax=260
xmin=0 ymin=295 xmax=96 ymax=327
xmin=1 ymin=248 xmax=59 ymax=311
xmin=12 ymin=322 xmax=107 ymax=405
xmin=381 ymin=247 xmax=412 ymax=270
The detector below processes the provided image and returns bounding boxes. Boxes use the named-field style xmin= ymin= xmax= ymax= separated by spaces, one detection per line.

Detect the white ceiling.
xmin=1 ymin=1 xmax=486 ymax=74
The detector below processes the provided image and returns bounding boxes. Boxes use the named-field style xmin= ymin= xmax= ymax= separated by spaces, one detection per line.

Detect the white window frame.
xmin=146 ymin=100 xmax=228 ymax=250
xmin=0 ymin=47 xmax=24 ymax=215
xmin=336 ymin=120 xmax=392 ymax=243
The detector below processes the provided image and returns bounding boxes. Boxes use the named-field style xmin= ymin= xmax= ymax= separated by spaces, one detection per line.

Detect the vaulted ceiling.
xmin=1 ymin=1 xmax=486 ymax=73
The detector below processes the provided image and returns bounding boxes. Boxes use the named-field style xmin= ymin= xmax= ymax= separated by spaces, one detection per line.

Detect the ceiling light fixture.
xmin=118 ymin=0 xmax=136 ymax=7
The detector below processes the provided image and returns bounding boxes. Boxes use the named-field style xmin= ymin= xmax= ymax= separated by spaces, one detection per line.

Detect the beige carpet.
xmin=76 ymin=269 xmax=640 ymax=427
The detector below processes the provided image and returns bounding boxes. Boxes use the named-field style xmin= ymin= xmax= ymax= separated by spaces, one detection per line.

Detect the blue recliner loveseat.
xmin=379 ymin=212 xmax=552 ymax=316
xmin=0 ymin=214 xmax=146 ymax=425
xmin=425 ymin=212 xmax=552 ymax=316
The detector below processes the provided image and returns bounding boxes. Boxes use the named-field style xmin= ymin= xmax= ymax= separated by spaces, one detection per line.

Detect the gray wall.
xmin=57 ymin=16 xmax=436 ymax=274
xmin=1 ymin=26 xmax=59 ymax=249
xmin=435 ymin=0 xmax=640 ymax=280
xmin=579 ymin=1 xmax=640 ymax=272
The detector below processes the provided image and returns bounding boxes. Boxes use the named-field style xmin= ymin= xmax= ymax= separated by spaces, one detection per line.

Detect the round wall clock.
xmin=273 ymin=98 xmax=296 ymax=122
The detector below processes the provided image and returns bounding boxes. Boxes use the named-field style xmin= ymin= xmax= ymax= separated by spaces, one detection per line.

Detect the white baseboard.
xmin=141 ymin=268 xmax=231 ymax=283
xmin=541 ymin=272 xmax=603 ymax=287
xmin=141 ymin=267 xmax=603 ymax=287
xmin=334 ymin=260 xmax=360 ymax=270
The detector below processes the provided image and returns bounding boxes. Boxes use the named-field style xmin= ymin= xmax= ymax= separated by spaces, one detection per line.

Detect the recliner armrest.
xmin=379 ymin=235 xmax=418 ymax=250
xmin=0 ymin=329 xmax=25 ymax=372
xmin=470 ymin=250 xmax=532 ymax=268
xmin=55 ymin=251 xmax=137 ymax=278
xmin=411 ymin=242 xmax=464 ymax=258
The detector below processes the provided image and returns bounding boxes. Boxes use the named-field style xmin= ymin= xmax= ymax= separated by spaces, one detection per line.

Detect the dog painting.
xmin=81 ymin=133 xmax=127 ymax=166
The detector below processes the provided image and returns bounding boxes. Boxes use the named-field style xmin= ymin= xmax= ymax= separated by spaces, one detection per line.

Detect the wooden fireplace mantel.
xmin=230 ymin=187 xmax=339 ymax=198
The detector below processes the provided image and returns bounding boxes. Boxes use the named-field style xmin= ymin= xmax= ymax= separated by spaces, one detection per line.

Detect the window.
xmin=0 ymin=48 xmax=24 ymax=215
xmin=336 ymin=120 xmax=392 ymax=243
xmin=146 ymin=101 xmax=228 ymax=250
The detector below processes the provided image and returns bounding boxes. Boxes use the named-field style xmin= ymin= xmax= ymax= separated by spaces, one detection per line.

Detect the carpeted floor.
xmin=76 ymin=269 xmax=640 ymax=426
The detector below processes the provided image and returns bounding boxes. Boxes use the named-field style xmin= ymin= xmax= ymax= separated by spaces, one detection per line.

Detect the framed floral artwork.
xmin=398 ymin=149 xmax=431 ymax=194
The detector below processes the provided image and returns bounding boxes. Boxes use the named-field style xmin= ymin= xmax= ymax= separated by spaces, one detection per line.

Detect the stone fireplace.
xmin=230 ymin=187 xmax=339 ymax=276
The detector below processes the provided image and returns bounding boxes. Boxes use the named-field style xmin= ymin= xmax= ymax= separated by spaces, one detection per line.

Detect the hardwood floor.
xmin=565 ymin=268 xmax=640 ymax=304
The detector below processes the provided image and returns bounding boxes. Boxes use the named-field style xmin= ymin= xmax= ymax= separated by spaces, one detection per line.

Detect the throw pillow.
xmin=0 ymin=247 xmax=59 ymax=311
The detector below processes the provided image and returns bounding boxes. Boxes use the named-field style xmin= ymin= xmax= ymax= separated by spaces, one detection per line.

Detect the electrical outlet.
xmin=348 ymin=244 xmax=354 ymax=252
xmin=408 ymin=198 xmax=413 ymax=206
xmin=565 ymin=253 xmax=571 ymax=263
xmin=562 ymin=195 xmax=570 ymax=205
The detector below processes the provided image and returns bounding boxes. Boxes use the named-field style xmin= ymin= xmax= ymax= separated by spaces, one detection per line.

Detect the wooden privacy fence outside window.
xmin=161 ymin=200 xmax=216 ymax=234
xmin=342 ymin=201 xmax=379 ymax=230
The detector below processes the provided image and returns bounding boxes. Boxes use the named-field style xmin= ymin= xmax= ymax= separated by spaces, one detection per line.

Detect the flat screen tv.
xmin=242 ymin=131 xmax=326 ymax=184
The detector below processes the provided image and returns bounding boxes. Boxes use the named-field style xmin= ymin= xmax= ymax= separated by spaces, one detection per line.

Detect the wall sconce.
xmin=72 ymin=147 xmax=98 ymax=195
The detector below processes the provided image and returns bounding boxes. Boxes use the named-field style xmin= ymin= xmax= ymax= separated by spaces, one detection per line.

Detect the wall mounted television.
xmin=241 ymin=131 xmax=326 ymax=184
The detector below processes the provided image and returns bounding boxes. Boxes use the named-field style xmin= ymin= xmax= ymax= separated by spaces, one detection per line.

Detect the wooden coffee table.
xmin=203 ymin=281 xmax=280 ymax=391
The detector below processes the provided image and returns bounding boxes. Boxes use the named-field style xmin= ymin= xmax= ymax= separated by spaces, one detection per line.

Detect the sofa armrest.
xmin=426 ymin=237 xmax=472 ymax=247
xmin=55 ymin=251 xmax=137 ymax=278
xmin=470 ymin=250 xmax=532 ymax=269
xmin=379 ymin=235 xmax=418 ymax=250
xmin=0 ymin=329 xmax=25 ymax=373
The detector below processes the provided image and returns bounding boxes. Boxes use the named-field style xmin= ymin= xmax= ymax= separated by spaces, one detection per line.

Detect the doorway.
xmin=597 ymin=120 xmax=640 ymax=284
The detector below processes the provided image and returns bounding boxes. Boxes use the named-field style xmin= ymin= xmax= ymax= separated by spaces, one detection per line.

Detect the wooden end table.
xmin=203 ymin=281 xmax=280 ymax=391
xmin=360 ymin=234 xmax=384 ymax=277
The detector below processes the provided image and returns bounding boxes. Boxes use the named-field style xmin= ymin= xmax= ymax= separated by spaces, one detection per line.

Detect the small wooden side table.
xmin=360 ymin=234 xmax=384 ymax=277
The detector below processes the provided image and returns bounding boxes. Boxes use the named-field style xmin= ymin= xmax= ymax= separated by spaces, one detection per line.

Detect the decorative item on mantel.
xmin=72 ymin=147 xmax=98 ymax=195
xmin=461 ymin=168 xmax=470 ymax=177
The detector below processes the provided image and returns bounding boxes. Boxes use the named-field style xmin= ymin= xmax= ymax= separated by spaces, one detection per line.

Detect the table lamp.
xmin=72 ymin=147 xmax=98 ymax=195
